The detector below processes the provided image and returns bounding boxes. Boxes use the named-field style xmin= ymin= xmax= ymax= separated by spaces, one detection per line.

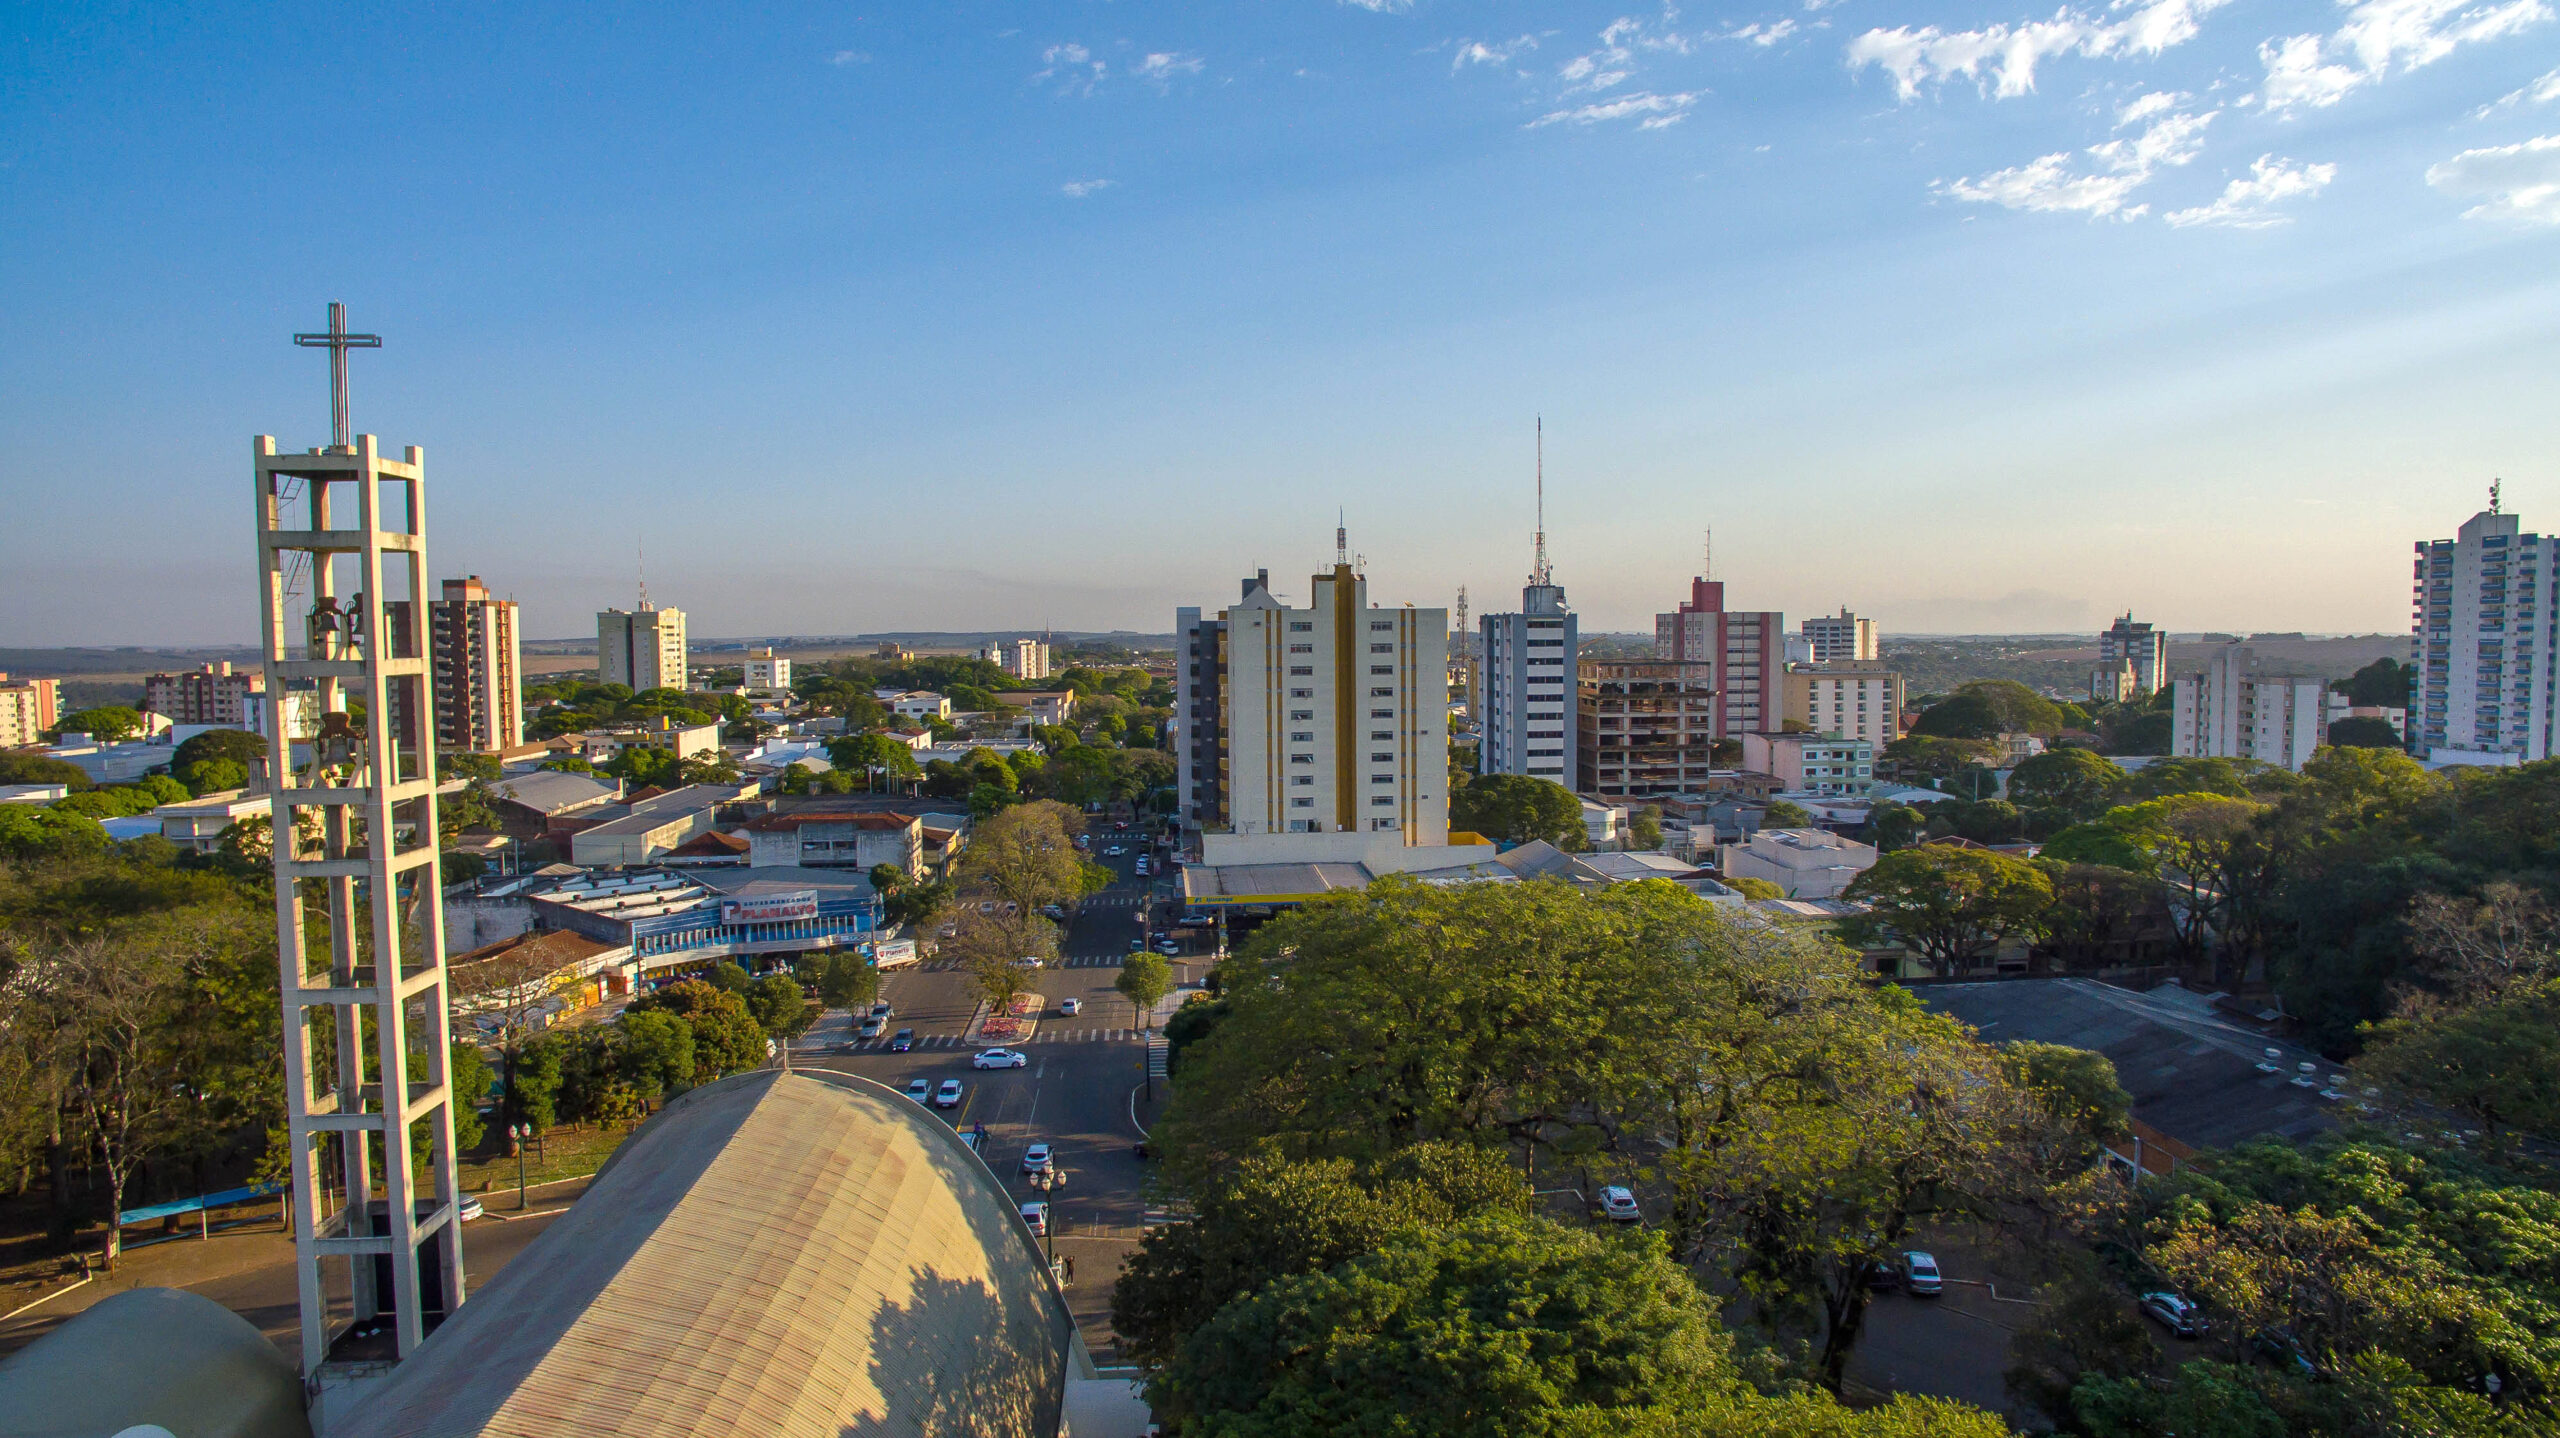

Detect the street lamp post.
xmin=511 ymin=1124 xmax=530 ymax=1212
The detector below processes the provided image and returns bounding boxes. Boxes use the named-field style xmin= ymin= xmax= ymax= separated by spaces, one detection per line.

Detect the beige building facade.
xmin=599 ymin=603 xmax=688 ymax=693
xmin=0 ymin=673 xmax=58 ymax=747
xmin=1780 ymin=661 xmax=1904 ymax=748
xmin=1217 ymin=560 xmax=1449 ymax=843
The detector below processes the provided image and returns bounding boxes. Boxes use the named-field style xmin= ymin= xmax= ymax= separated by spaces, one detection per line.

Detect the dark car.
xmin=2140 ymin=1291 xmax=2208 ymax=1339
xmin=2252 ymin=1327 xmax=2318 ymax=1376
xmin=889 ymin=1028 xmax=915 ymax=1053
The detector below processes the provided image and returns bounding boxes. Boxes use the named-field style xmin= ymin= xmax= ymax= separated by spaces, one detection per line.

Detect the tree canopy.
xmin=1451 ymin=773 xmax=1586 ymax=848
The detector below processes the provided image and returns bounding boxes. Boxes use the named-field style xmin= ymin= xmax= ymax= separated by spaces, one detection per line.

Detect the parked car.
xmin=1178 ymin=915 xmax=1214 ymax=928
xmin=1129 ymin=938 xmax=1145 ymax=952
xmin=2140 ymin=1291 xmax=2208 ymax=1338
xmin=934 ymin=1079 xmax=964 ymax=1108
xmin=905 ymin=1079 xmax=932 ymax=1103
xmin=1015 ymin=956 xmax=1043 ymax=969
xmin=1019 ymin=1201 xmax=1049 ymax=1236
xmin=458 ymin=1196 xmax=485 ymax=1222
xmin=1598 ymin=1186 xmax=1641 ymax=1223
xmin=1864 ymin=1258 xmax=1901 ymax=1290
xmin=1155 ymin=940 xmax=1180 ymax=956
xmin=1899 ymin=1251 xmax=1943 ymax=1295
xmin=1105 ymin=845 xmax=1125 ymax=856
xmin=1038 ymin=904 xmax=1067 ymax=919
xmin=2252 ymin=1326 xmax=2317 ymax=1376
xmin=856 ymin=1018 xmax=884 ymax=1039
xmin=973 ymin=1048 xmax=1029 ymax=1070
xmin=1058 ymin=998 xmax=1082 ymax=1016
xmin=889 ymin=1028 xmax=915 ymax=1053
xmin=1021 ymin=1143 xmax=1054 ymax=1174
xmin=870 ymin=1001 xmax=893 ymax=1019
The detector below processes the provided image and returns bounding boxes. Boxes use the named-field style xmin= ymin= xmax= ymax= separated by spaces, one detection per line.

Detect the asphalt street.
xmin=795 ymin=830 xmax=1184 ymax=1354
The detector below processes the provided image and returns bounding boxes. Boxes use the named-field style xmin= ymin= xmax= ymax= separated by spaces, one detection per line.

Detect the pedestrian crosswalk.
xmin=915 ymin=955 xmax=1130 ymax=971
xmin=814 ymin=1027 xmax=1149 ymax=1054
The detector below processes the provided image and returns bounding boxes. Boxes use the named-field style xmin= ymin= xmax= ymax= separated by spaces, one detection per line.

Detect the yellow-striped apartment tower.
xmin=1213 ymin=538 xmax=1449 ymax=844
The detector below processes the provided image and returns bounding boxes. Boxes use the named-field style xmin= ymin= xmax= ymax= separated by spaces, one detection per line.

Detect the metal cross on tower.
xmin=293 ymin=302 xmax=382 ymax=450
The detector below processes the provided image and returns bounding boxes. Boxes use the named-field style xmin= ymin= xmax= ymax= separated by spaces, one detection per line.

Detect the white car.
xmin=1899 ymin=1251 xmax=1943 ymax=1295
xmin=1018 ymin=1201 xmax=1049 ymax=1236
xmin=1599 ymin=1186 xmax=1641 ymax=1223
xmin=973 ymin=1048 xmax=1029 ymax=1070
xmin=1058 ymin=998 xmax=1082 ymax=1016
xmin=457 ymin=1195 xmax=485 ymax=1222
xmin=933 ymin=1079 xmax=963 ymax=1108
xmin=1021 ymin=1143 xmax=1054 ymax=1174
xmin=1105 ymin=845 xmax=1125 ymax=856
xmin=1015 ymin=956 xmax=1043 ymax=969
xmin=905 ymin=1079 xmax=932 ymax=1103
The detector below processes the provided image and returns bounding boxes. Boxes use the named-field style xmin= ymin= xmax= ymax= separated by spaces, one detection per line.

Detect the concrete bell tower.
xmin=255 ymin=304 xmax=465 ymax=1379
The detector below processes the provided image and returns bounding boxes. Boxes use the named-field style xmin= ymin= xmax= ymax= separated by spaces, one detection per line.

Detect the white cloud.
xmin=1529 ymin=90 xmax=1703 ymax=129
xmin=2426 ymin=133 xmax=2560 ymax=222
xmin=1339 ymin=0 xmax=1412 ymax=11
xmin=828 ymin=49 xmax=871 ymax=66
xmin=2480 ymin=63 xmax=2560 ymax=112
xmin=1134 ymin=51 xmax=1205 ymax=86
xmin=1721 ymin=20 xmax=1801 ymax=46
xmin=1035 ymin=41 xmax=1107 ymax=94
xmin=1848 ymin=0 xmax=2232 ymax=103
xmin=1556 ymin=10 xmax=1695 ymax=96
xmin=1938 ymin=103 xmax=2216 ymax=216
xmin=1940 ymin=151 xmax=2158 ymax=214
xmin=1060 ymin=179 xmax=1115 ymax=199
xmin=1453 ymin=36 xmax=1538 ymax=71
xmin=2255 ymin=0 xmax=2553 ymax=116
xmin=2164 ymin=153 xmax=2339 ymax=225
xmin=2116 ymin=89 xmax=2187 ymax=124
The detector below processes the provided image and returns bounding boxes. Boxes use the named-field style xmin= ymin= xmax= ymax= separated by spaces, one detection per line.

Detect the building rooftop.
xmin=346 ymin=1070 xmax=1078 ymax=1438
xmin=489 ymin=770 xmax=621 ymax=815
xmin=740 ymin=810 xmax=920 ymax=833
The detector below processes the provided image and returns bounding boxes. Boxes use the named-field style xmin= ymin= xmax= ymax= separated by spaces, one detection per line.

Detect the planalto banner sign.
xmin=874 ymin=939 xmax=919 ymax=968
xmin=721 ymin=890 xmax=819 ymax=926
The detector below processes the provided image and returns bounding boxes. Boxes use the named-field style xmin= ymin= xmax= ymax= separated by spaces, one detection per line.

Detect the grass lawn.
xmin=455 ymin=1119 xmax=642 ymax=1198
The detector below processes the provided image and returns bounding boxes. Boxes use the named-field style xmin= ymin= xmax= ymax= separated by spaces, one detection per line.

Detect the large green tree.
xmin=1840 ymin=846 xmax=2053 ymax=976
xmin=1450 ymin=773 xmax=1584 ymax=848
xmin=2006 ymin=748 xmax=2131 ymax=826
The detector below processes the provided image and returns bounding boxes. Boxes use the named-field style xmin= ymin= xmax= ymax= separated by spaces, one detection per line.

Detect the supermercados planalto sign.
xmin=721 ymin=890 xmax=820 ymax=925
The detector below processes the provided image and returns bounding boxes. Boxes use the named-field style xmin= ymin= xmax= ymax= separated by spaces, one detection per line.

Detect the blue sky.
xmin=3 ymin=1 xmax=2555 ymax=646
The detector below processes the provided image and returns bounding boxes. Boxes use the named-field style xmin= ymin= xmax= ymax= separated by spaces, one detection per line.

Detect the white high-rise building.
xmin=1800 ymin=608 xmax=1879 ymax=664
xmin=1781 ymin=661 xmax=1904 ymax=749
xmin=598 ymin=603 xmax=688 ymax=693
xmin=1479 ymin=580 xmax=1576 ymax=785
xmin=2170 ymin=645 xmax=2328 ymax=771
xmin=2411 ymin=504 xmax=2556 ymax=765
xmin=1178 ymin=543 xmax=1448 ymax=843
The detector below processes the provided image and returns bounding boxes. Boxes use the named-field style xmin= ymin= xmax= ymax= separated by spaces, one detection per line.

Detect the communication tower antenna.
xmin=1702 ymin=527 xmax=1713 ymax=582
xmin=1532 ymin=417 xmax=1551 ymax=586
xmin=1337 ymin=509 xmax=1348 ymax=567
xmin=637 ymin=539 xmax=652 ymax=611
xmin=2491 ymin=478 xmax=2503 ymax=514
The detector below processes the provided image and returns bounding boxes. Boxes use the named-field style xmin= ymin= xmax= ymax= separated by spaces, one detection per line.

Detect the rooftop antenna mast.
xmin=637 ymin=540 xmax=652 ymax=611
xmin=1532 ymin=417 xmax=1552 ymax=587
xmin=1702 ymin=527 xmax=1713 ymax=582
xmin=1336 ymin=509 xmax=1348 ymax=568
xmin=2491 ymin=478 xmax=2503 ymax=514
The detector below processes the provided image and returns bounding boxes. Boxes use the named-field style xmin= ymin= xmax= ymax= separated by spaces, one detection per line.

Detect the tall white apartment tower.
xmin=2101 ymin=613 xmax=2169 ymax=696
xmin=1800 ymin=608 xmax=1879 ymax=663
xmin=2411 ymin=501 xmax=2557 ymax=764
xmin=1480 ymin=582 xmax=1577 ymax=784
xmin=2170 ymin=645 xmax=2329 ymax=771
xmin=598 ymin=602 xmax=687 ymax=692
xmin=1190 ymin=540 xmax=1449 ymax=842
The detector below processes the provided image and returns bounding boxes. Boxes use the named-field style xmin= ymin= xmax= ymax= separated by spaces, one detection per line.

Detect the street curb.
xmin=0 ymin=1274 xmax=91 ymax=1327
xmin=478 ymin=1204 xmax=575 ymax=1223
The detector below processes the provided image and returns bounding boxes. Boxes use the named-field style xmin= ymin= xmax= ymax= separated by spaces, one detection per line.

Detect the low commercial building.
xmin=153 ymin=790 xmax=271 ymax=855
xmin=488 ymin=770 xmax=624 ymax=841
xmin=560 ymin=717 xmax=723 ymax=765
xmin=1717 ymin=827 xmax=1879 ymax=899
xmin=884 ymin=691 xmax=951 ymax=721
xmin=1742 ymin=733 xmax=1875 ymax=796
xmin=995 ymin=690 xmax=1077 ymax=726
xmin=562 ymin=782 xmax=759 ymax=868
xmin=527 ymin=866 xmax=885 ymax=979
xmin=144 ymin=662 xmax=263 ymax=727
xmin=742 ymin=808 xmax=926 ymax=879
